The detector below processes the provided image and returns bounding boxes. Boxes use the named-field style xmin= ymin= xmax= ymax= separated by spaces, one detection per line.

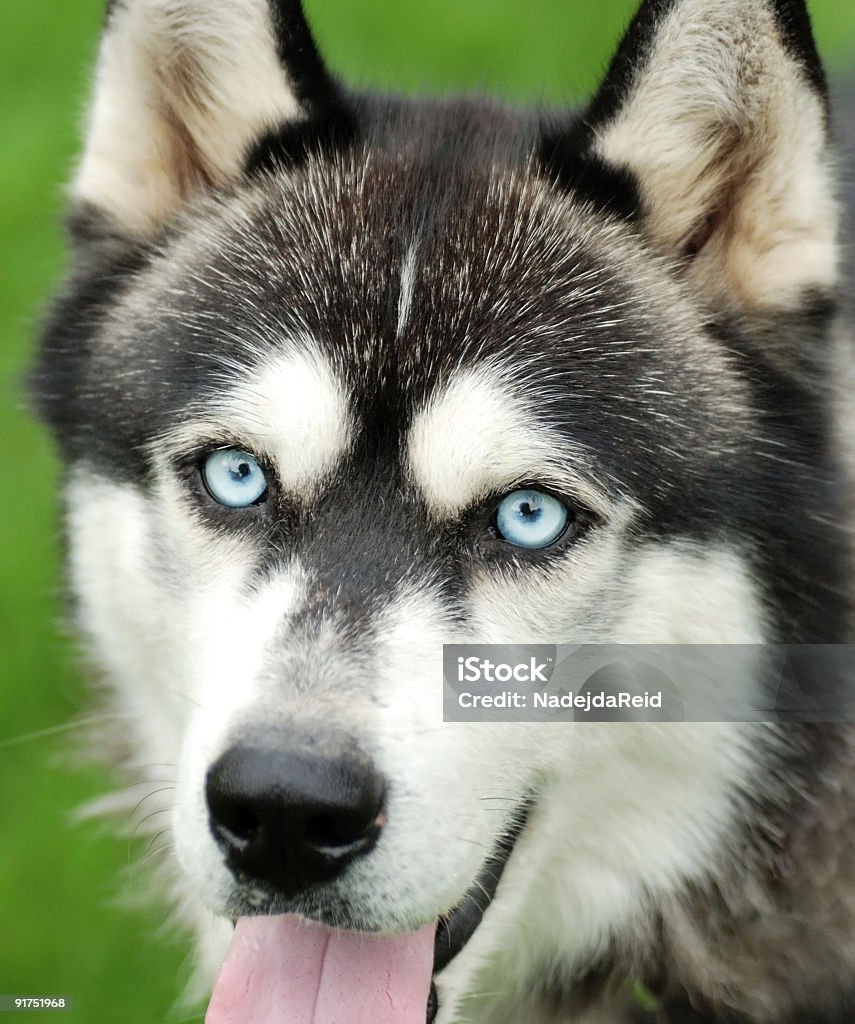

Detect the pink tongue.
xmin=205 ymin=915 xmax=436 ymax=1024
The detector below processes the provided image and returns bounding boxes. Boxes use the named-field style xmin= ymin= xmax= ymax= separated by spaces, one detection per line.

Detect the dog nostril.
xmin=215 ymin=803 xmax=261 ymax=850
xmin=303 ymin=811 xmax=380 ymax=853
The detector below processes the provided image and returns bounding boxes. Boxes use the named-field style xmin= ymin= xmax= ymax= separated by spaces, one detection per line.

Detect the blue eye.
xmin=495 ymin=489 xmax=569 ymax=549
xmin=202 ymin=449 xmax=268 ymax=508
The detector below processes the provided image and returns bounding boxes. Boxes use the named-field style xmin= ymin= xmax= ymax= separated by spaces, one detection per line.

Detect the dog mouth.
xmin=207 ymin=806 xmax=529 ymax=1024
xmin=428 ymin=803 xmax=530 ymax=1019
xmin=433 ymin=803 xmax=529 ymax=971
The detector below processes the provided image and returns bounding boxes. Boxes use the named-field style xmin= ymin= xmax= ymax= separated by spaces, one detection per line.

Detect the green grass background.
xmin=0 ymin=2 xmax=852 ymax=1020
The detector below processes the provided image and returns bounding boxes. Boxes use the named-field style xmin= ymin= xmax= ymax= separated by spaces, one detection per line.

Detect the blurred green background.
xmin=1 ymin=2 xmax=852 ymax=1020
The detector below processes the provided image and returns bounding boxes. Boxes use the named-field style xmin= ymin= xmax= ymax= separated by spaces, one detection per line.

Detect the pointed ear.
xmin=73 ymin=0 xmax=344 ymax=236
xmin=576 ymin=0 xmax=839 ymax=314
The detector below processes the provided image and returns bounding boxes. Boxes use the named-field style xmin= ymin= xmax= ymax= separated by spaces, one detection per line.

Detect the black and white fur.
xmin=33 ymin=1 xmax=855 ymax=1021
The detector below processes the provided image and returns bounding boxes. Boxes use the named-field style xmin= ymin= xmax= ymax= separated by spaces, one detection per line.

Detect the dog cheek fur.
xmin=427 ymin=544 xmax=769 ymax=1019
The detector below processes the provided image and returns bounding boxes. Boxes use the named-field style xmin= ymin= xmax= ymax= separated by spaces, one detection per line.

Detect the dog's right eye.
xmin=201 ymin=449 xmax=268 ymax=508
xmin=494 ymin=489 xmax=570 ymax=549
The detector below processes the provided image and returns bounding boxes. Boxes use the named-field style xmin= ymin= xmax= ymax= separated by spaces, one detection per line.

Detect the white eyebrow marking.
xmin=407 ymin=363 xmax=611 ymax=519
xmin=158 ymin=341 xmax=354 ymax=495
xmin=396 ymin=242 xmax=419 ymax=337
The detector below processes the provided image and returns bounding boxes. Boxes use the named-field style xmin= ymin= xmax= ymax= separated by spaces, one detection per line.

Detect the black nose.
xmin=205 ymin=739 xmax=386 ymax=897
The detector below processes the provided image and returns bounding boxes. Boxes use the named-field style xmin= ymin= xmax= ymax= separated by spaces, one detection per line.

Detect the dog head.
xmin=33 ymin=0 xmax=848 ymax=1019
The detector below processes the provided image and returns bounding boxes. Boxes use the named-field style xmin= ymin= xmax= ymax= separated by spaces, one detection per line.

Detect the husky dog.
xmin=33 ymin=0 xmax=855 ymax=1021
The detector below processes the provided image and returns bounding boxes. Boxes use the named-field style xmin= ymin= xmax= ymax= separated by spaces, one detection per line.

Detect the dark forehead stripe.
xmin=256 ymin=450 xmax=467 ymax=640
xmin=259 ymin=157 xmax=663 ymax=457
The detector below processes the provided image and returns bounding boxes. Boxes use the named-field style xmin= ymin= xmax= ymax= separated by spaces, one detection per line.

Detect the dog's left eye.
xmin=494 ymin=489 xmax=569 ymax=549
xmin=201 ymin=449 xmax=268 ymax=507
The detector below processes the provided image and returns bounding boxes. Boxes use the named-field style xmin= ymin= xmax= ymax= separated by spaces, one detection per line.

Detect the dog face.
xmin=34 ymin=0 xmax=848 ymax=1019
